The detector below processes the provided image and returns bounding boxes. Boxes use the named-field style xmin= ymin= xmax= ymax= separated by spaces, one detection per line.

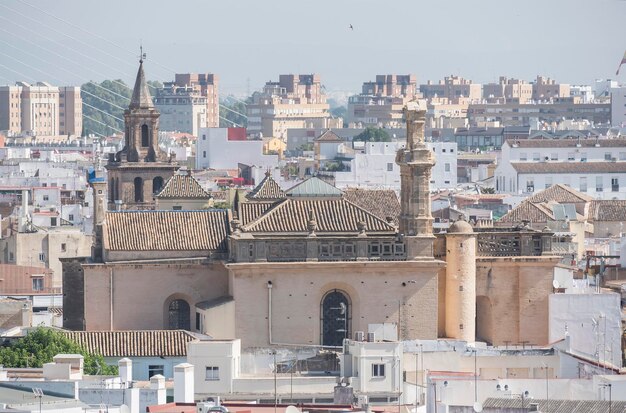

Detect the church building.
xmin=63 ymin=63 xmax=561 ymax=349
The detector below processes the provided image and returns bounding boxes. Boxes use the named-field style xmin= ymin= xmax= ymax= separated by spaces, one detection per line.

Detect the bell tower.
xmin=106 ymin=55 xmax=179 ymax=210
xmin=396 ymin=101 xmax=436 ymax=259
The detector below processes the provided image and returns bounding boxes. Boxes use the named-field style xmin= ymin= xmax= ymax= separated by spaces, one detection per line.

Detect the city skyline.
xmin=0 ymin=0 xmax=624 ymax=97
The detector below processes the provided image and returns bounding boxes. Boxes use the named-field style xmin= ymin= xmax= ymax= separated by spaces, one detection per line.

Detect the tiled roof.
xmin=527 ymin=184 xmax=593 ymax=203
xmin=156 ymin=174 xmax=212 ymax=199
xmin=246 ymin=174 xmax=285 ymax=200
xmin=343 ymin=188 xmax=400 ymax=226
xmin=483 ymin=397 xmax=626 ymax=413
xmin=241 ymin=198 xmax=396 ymax=234
xmin=588 ymin=200 xmax=626 ymax=221
xmin=238 ymin=201 xmax=276 ymax=225
xmin=498 ymin=201 xmax=554 ymax=223
xmin=511 ymin=162 xmax=626 ymax=174
xmin=104 ymin=210 xmax=229 ymax=251
xmin=62 ymin=330 xmax=197 ymax=357
xmin=286 ymin=177 xmax=343 ymax=197
xmin=506 ymin=138 xmax=626 ymax=148
xmin=314 ymin=130 xmax=344 ymax=142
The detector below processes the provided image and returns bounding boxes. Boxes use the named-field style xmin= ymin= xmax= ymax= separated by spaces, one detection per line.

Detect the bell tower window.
xmin=134 ymin=177 xmax=144 ymax=202
xmin=141 ymin=124 xmax=149 ymax=147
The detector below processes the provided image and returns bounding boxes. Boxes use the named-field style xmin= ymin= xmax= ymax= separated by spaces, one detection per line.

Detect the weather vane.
xmin=139 ymin=44 xmax=146 ymax=63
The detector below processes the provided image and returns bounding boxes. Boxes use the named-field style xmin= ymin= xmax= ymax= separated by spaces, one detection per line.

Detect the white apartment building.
xmin=334 ymin=141 xmax=457 ymax=190
xmin=154 ymin=84 xmax=207 ymax=137
xmin=495 ymin=138 xmax=626 ymax=199
xmin=611 ymin=86 xmax=626 ymax=127
xmin=195 ymin=127 xmax=278 ymax=170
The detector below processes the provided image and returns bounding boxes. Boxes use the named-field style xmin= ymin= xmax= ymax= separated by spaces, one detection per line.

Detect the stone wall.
xmin=229 ymin=260 xmax=444 ymax=348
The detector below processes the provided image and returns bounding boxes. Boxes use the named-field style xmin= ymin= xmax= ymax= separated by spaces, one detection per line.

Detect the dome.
xmin=448 ymin=219 xmax=474 ymax=234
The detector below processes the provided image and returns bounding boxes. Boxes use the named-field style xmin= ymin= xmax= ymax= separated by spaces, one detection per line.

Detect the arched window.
xmin=153 ymin=176 xmax=164 ymax=194
xmin=168 ymin=299 xmax=190 ymax=330
xmin=321 ymin=290 xmax=350 ymax=347
xmin=114 ymin=177 xmax=119 ymax=201
xmin=109 ymin=178 xmax=115 ymax=202
xmin=134 ymin=177 xmax=143 ymax=203
xmin=141 ymin=124 xmax=149 ymax=147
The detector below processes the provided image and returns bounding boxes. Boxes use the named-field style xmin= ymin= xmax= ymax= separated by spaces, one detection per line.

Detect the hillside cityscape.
xmin=0 ymin=1 xmax=626 ymax=412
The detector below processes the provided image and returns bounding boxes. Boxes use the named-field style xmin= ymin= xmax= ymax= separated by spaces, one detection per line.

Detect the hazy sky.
xmin=0 ymin=0 xmax=624 ymax=97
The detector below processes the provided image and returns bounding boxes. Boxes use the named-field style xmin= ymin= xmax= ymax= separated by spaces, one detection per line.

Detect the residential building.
xmin=195 ymin=127 xmax=278 ymax=171
xmin=420 ymin=76 xmax=482 ymax=103
xmin=332 ymin=141 xmax=457 ymax=190
xmin=174 ymin=73 xmax=219 ymax=127
xmin=247 ymin=74 xmax=342 ymax=138
xmin=59 ymin=86 xmax=83 ymax=136
xmin=154 ymin=83 xmax=207 ymax=136
xmin=483 ymin=77 xmax=533 ymax=104
xmin=347 ymin=74 xmax=417 ymax=127
xmin=532 ymin=75 xmax=570 ymax=100
xmin=495 ymin=138 xmax=626 ymax=199
xmin=453 ymin=127 xmax=504 ymax=151
xmin=611 ymin=86 xmax=626 ymax=127
xmin=467 ymin=101 xmax=611 ymax=127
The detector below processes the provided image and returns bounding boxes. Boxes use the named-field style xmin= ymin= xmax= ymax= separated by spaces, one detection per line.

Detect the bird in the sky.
xmin=349 ymin=24 xmax=353 ymax=30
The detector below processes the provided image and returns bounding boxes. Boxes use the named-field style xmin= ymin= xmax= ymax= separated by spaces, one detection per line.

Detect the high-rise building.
xmin=347 ymin=74 xmax=418 ymax=128
xmin=532 ymin=76 xmax=570 ymax=101
xmin=0 ymin=82 xmax=82 ymax=137
xmin=174 ymin=73 xmax=219 ymax=127
xmin=59 ymin=86 xmax=82 ymax=136
xmin=247 ymin=74 xmax=341 ymax=138
xmin=612 ymin=86 xmax=626 ymax=127
xmin=420 ymin=76 xmax=482 ymax=103
xmin=154 ymin=84 xmax=207 ymax=136
xmin=483 ymin=77 xmax=533 ymax=104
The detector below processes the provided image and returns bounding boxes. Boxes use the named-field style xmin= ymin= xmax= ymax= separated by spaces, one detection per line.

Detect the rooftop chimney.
xmin=118 ymin=358 xmax=132 ymax=385
xmin=174 ymin=363 xmax=194 ymax=403
xmin=150 ymin=374 xmax=166 ymax=405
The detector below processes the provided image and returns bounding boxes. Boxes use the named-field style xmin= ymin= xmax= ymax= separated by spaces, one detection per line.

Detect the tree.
xmin=81 ymin=79 xmax=162 ymax=137
xmin=480 ymin=187 xmax=496 ymax=194
xmin=219 ymin=96 xmax=248 ymax=128
xmin=0 ymin=328 xmax=117 ymax=375
xmin=353 ymin=127 xmax=391 ymax=142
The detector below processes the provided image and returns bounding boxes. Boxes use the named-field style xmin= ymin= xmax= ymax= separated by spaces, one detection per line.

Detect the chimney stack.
xmin=174 ymin=363 xmax=194 ymax=403
xmin=118 ymin=358 xmax=132 ymax=385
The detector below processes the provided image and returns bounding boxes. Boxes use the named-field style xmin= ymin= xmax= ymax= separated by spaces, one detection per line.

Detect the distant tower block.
xmin=396 ymin=100 xmax=436 ymax=259
xmin=445 ymin=217 xmax=477 ymax=342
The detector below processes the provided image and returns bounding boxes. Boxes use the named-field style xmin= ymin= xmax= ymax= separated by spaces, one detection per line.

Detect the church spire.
xmin=129 ymin=57 xmax=154 ymax=110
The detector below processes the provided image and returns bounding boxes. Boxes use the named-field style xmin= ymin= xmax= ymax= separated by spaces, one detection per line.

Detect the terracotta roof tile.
xmin=157 ymin=174 xmax=212 ymax=199
xmin=104 ymin=210 xmax=229 ymax=251
xmin=238 ymin=201 xmax=276 ymax=225
xmin=588 ymin=200 xmax=626 ymax=221
xmin=62 ymin=330 xmax=197 ymax=357
xmin=498 ymin=201 xmax=554 ymax=223
xmin=527 ymin=184 xmax=594 ymax=203
xmin=246 ymin=174 xmax=285 ymax=200
xmin=241 ymin=198 xmax=396 ymax=234
xmin=343 ymin=189 xmax=400 ymax=226
xmin=511 ymin=162 xmax=626 ymax=174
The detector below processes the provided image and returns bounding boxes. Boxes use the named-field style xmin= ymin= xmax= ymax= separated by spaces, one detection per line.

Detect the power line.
xmin=0 ymin=15 xmax=135 ymax=91
xmin=81 ymin=90 xmax=126 ymax=111
xmin=83 ymin=114 xmax=123 ymax=134
xmin=0 ymin=35 xmax=132 ymax=102
xmin=82 ymin=102 xmax=125 ymax=123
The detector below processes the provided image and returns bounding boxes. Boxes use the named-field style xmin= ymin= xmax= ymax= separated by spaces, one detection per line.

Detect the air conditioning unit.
xmin=354 ymin=331 xmax=365 ymax=341
xmin=197 ymin=403 xmax=213 ymax=413
xmin=367 ymin=332 xmax=376 ymax=342
xmin=528 ymin=403 xmax=539 ymax=412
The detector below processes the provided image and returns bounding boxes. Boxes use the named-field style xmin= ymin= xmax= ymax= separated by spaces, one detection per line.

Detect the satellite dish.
xmin=286 ymin=406 xmax=300 ymax=413
xmin=119 ymin=406 xmax=131 ymax=413
xmin=552 ymin=280 xmax=560 ymax=289
xmin=473 ymin=402 xmax=483 ymax=412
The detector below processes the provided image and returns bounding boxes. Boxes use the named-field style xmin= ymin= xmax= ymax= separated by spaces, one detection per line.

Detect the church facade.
xmin=63 ymin=63 xmax=561 ymax=349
